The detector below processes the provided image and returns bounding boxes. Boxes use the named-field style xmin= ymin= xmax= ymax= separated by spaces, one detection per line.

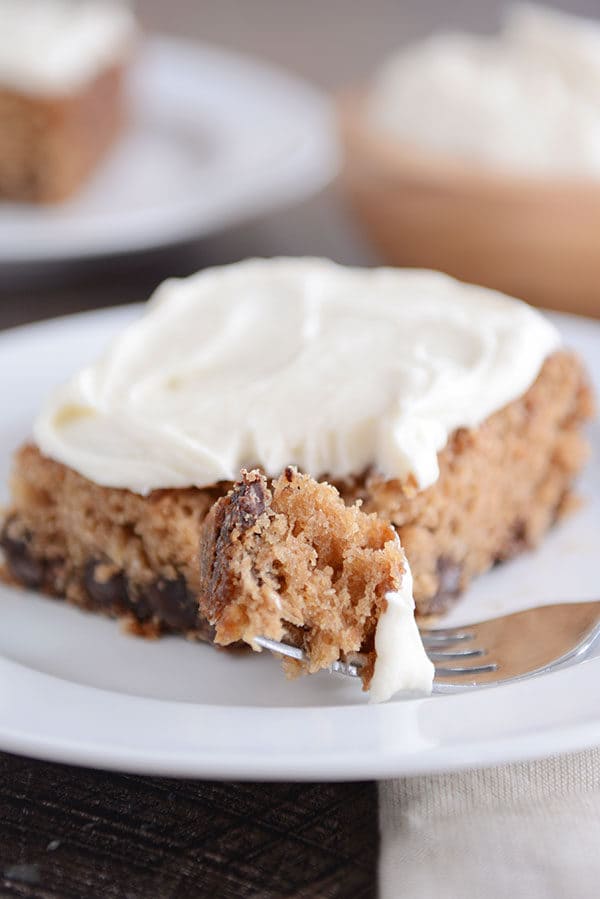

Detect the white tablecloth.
xmin=380 ymin=749 xmax=600 ymax=899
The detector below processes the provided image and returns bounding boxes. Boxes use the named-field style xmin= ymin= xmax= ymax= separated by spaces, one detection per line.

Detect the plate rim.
xmin=2 ymin=653 xmax=600 ymax=780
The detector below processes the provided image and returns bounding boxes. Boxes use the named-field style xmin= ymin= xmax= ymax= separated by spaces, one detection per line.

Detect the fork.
xmin=254 ymin=601 xmax=600 ymax=694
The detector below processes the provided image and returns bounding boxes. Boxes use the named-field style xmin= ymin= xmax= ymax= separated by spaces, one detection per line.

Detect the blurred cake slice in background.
xmin=0 ymin=0 xmax=136 ymax=203
xmin=339 ymin=4 xmax=600 ymax=316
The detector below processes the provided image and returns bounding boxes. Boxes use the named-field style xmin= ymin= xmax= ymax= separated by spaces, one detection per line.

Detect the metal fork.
xmin=254 ymin=601 xmax=600 ymax=694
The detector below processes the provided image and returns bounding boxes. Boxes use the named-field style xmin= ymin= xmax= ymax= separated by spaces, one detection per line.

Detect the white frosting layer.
xmin=369 ymin=4 xmax=600 ymax=176
xmin=0 ymin=0 xmax=136 ymax=95
xmin=34 ymin=258 xmax=560 ymax=495
xmin=370 ymin=558 xmax=434 ymax=702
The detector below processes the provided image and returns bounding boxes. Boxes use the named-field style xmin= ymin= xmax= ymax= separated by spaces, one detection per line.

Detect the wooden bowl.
xmin=338 ymin=93 xmax=600 ymax=318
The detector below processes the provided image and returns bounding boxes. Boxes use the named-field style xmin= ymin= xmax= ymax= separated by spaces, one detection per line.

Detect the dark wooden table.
xmin=0 ymin=230 xmax=378 ymax=899
xmin=0 ymin=754 xmax=377 ymax=898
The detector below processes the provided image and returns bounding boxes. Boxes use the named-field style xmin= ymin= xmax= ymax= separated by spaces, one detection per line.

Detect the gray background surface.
xmin=141 ymin=0 xmax=599 ymax=89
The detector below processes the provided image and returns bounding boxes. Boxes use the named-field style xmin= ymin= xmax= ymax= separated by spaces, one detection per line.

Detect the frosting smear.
xmin=35 ymin=258 xmax=560 ymax=495
xmin=371 ymin=556 xmax=435 ymax=702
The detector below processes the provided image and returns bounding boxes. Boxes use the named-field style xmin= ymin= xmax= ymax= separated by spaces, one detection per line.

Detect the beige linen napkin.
xmin=380 ymin=748 xmax=600 ymax=899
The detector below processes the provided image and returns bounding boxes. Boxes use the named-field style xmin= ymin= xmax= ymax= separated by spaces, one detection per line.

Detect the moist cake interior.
xmin=199 ymin=467 xmax=406 ymax=688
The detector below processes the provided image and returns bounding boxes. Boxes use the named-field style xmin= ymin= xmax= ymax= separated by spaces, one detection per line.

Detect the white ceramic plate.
xmin=0 ymin=37 xmax=337 ymax=263
xmin=0 ymin=307 xmax=599 ymax=780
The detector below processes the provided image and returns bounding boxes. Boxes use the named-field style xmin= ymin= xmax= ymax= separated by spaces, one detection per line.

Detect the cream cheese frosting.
xmin=34 ymin=257 xmax=560 ymax=495
xmin=369 ymin=4 xmax=600 ymax=176
xmin=370 ymin=555 xmax=435 ymax=702
xmin=0 ymin=0 xmax=136 ymax=96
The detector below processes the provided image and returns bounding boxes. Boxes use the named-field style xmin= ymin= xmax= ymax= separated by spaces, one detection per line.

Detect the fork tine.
xmin=421 ymin=633 xmax=475 ymax=647
xmin=420 ymin=624 xmax=475 ymax=637
xmin=434 ymin=662 xmax=498 ymax=676
xmin=330 ymin=659 xmax=362 ymax=677
xmin=254 ymin=636 xmax=364 ymax=678
xmin=253 ymin=635 xmax=305 ymax=660
xmin=427 ymin=647 xmax=486 ymax=661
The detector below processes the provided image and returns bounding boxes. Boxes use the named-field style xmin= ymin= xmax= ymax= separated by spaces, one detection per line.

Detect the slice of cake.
xmin=0 ymin=259 xmax=593 ymax=700
xmin=0 ymin=0 xmax=136 ymax=203
xmin=199 ymin=467 xmax=434 ymax=698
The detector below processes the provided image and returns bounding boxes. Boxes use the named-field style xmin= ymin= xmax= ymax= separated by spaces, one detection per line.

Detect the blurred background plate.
xmin=0 ymin=36 xmax=338 ymax=264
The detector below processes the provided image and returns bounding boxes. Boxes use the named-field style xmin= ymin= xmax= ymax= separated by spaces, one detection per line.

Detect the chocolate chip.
xmin=435 ymin=556 xmax=463 ymax=600
xmin=142 ymin=576 xmax=198 ymax=631
xmin=232 ymin=477 xmax=269 ymax=532
xmin=495 ymin=519 xmax=529 ymax=563
xmin=83 ymin=560 xmax=128 ymax=609
xmin=1 ymin=534 xmax=46 ymax=588
xmin=124 ymin=591 xmax=153 ymax=623
xmin=84 ymin=562 xmax=197 ymax=630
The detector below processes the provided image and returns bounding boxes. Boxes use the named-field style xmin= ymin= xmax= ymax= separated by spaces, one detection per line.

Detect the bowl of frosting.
xmin=339 ymin=3 xmax=600 ymax=317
